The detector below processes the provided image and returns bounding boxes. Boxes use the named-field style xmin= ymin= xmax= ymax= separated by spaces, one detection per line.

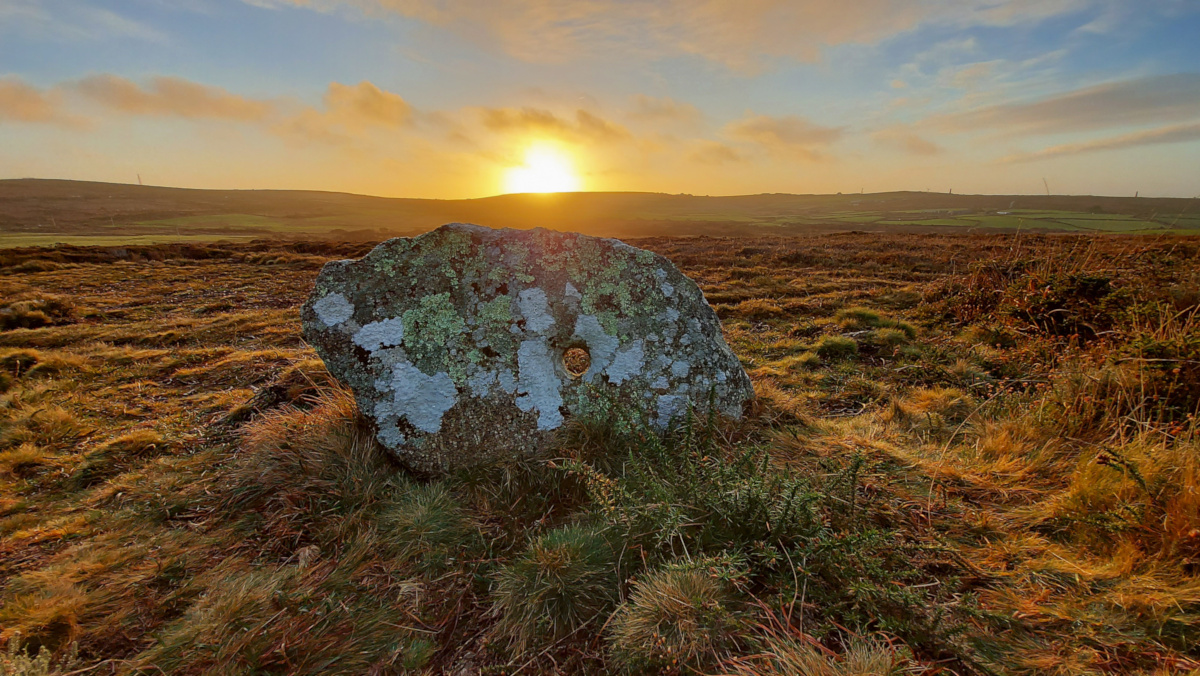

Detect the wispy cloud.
xmin=872 ymin=125 xmax=942 ymax=156
xmin=272 ymin=81 xmax=414 ymax=144
xmin=725 ymin=113 xmax=843 ymax=161
xmin=0 ymin=76 xmax=83 ymax=126
xmin=255 ymin=0 xmax=1100 ymax=71
xmin=629 ymin=95 xmax=702 ymax=125
xmin=687 ymin=140 xmax=745 ymax=165
xmin=74 ymin=75 xmax=273 ymax=121
xmin=0 ymin=0 xmax=169 ymax=43
xmin=479 ymin=107 xmax=630 ymax=143
xmin=323 ymin=81 xmax=412 ymax=129
xmin=1001 ymin=121 xmax=1200 ymax=163
xmin=63 ymin=75 xmax=415 ymax=147
xmin=933 ymin=73 xmax=1200 ymax=135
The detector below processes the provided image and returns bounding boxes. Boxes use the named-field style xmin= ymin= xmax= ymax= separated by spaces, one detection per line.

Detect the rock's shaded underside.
xmin=301 ymin=223 xmax=754 ymax=473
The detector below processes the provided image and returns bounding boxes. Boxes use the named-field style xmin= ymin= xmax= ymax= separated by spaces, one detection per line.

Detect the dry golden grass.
xmin=0 ymin=232 xmax=1198 ymax=674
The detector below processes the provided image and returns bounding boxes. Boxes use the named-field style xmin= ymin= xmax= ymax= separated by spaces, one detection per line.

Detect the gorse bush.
xmin=561 ymin=409 xmax=822 ymax=565
xmin=0 ymin=635 xmax=78 ymax=676
xmin=925 ymin=256 xmax=1134 ymax=341
xmin=557 ymin=405 xmax=978 ymax=667
xmin=1120 ymin=302 xmax=1200 ymax=420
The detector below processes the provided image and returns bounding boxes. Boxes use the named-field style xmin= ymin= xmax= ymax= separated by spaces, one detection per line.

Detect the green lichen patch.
xmin=402 ymin=292 xmax=467 ymax=375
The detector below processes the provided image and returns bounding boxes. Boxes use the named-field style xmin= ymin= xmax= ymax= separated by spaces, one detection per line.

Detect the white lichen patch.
xmin=606 ymin=339 xmax=646 ymax=386
xmin=517 ymin=288 xmax=555 ymax=334
xmin=515 ymin=338 xmax=564 ymax=430
xmin=467 ymin=368 xmax=498 ymax=397
xmin=573 ymin=314 xmax=618 ymax=382
xmin=656 ymin=395 xmax=687 ymax=427
xmin=313 ymin=292 xmax=354 ymax=327
xmin=379 ymin=361 xmax=458 ymax=434
xmin=353 ymin=317 xmax=405 ymax=351
xmin=670 ymin=359 xmax=691 ymax=378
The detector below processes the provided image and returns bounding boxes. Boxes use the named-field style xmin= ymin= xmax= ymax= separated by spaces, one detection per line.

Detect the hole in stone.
xmin=563 ymin=347 xmax=591 ymax=378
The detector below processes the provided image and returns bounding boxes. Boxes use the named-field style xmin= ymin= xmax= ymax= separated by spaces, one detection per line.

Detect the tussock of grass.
xmin=491 ymin=525 xmax=617 ymax=652
xmin=733 ymin=298 xmax=787 ymax=319
xmin=378 ymin=481 xmax=476 ymax=572
xmin=0 ymin=406 xmax=88 ymax=450
xmin=723 ymin=634 xmax=911 ymax=676
xmin=835 ymin=306 xmax=917 ymax=337
xmin=0 ymin=349 xmax=42 ymax=375
xmin=754 ymin=380 xmax=816 ymax=425
xmin=0 ymin=296 xmax=75 ymax=331
xmin=867 ymin=327 xmax=910 ymax=348
xmin=609 ymin=563 xmax=746 ymax=673
xmin=220 ymin=389 xmax=396 ymax=553
xmin=883 ymin=387 xmax=974 ymax=436
xmin=69 ymin=430 xmax=167 ymax=489
xmin=0 ymin=576 xmax=90 ymax=653
xmin=0 ymin=444 xmax=53 ymax=479
xmin=1034 ymin=436 xmax=1200 ymax=560
xmin=814 ymin=335 xmax=857 ymax=360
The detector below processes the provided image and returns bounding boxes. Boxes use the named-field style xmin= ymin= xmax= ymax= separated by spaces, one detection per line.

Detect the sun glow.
xmin=503 ymin=144 xmax=582 ymax=194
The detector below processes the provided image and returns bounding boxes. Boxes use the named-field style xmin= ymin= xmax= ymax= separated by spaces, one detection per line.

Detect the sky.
xmin=1 ymin=0 xmax=1198 ymax=199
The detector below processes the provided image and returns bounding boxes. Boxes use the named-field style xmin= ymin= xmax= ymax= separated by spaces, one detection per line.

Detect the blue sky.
xmin=1 ymin=0 xmax=1198 ymax=198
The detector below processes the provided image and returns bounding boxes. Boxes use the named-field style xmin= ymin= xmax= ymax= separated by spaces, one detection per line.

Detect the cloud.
xmin=725 ymin=113 xmax=843 ymax=161
xmin=272 ymin=107 xmax=353 ymax=146
xmin=0 ymin=76 xmax=81 ymax=126
xmin=63 ymin=75 xmax=414 ymax=146
xmin=261 ymin=0 xmax=1098 ymax=70
xmin=1000 ymin=121 xmax=1200 ymax=163
xmin=933 ymin=73 xmax=1200 ymax=135
xmin=687 ymin=141 xmax=745 ymax=165
xmin=74 ymin=74 xmax=273 ymax=121
xmin=480 ymin=106 xmax=630 ymax=143
xmin=323 ymin=81 xmax=412 ymax=129
xmin=944 ymin=61 xmax=1002 ymax=89
xmin=872 ymin=125 xmax=942 ymax=155
xmin=629 ymin=95 xmax=702 ymax=124
xmin=0 ymin=0 xmax=169 ymax=43
xmin=271 ymin=81 xmax=415 ymax=144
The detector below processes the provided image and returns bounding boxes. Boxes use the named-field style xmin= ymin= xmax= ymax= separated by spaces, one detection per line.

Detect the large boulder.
xmin=301 ymin=223 xmax=753 ymax=473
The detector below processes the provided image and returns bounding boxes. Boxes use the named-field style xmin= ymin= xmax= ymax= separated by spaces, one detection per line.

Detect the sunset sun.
xmin=503 ymin=144 xmax=581 ymax=194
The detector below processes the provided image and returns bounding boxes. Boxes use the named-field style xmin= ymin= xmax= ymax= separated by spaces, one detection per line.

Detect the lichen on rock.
xmin=301 ymin=223 xmax=754 ymax=474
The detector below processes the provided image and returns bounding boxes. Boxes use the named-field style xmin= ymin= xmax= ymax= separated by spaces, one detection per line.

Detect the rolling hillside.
xmin=1 ymin=179 xmax=1198 ymax=247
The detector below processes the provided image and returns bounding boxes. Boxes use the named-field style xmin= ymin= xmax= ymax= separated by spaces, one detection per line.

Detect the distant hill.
xmin=1 ymin=179 xmax=1197 ymax=246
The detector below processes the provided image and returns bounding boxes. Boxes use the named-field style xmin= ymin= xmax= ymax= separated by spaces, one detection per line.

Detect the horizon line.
xmin=3 ymin=177 xmax=1196 ymax=201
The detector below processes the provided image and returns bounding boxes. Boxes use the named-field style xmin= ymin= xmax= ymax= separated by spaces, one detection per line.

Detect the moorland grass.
xmin=0 ymin=233 xmax=1198 ymax=674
